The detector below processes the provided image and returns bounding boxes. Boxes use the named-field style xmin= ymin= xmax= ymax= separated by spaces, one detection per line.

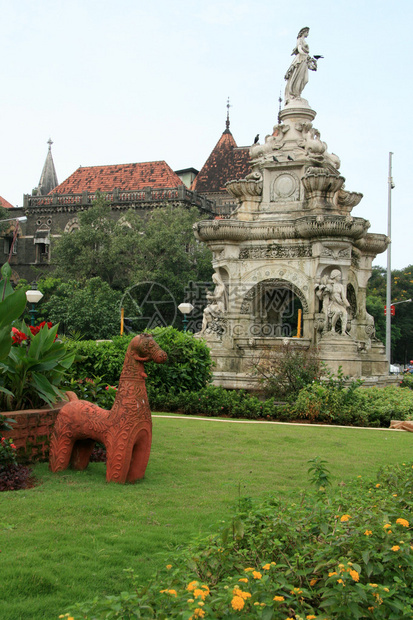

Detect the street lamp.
xmin=25 ymin=284 xmax=44 ymax=326
xmin=0 ymin=216 xmax=27 ymax=224
xmin=178 ymin=302 xmax=194 ymax=332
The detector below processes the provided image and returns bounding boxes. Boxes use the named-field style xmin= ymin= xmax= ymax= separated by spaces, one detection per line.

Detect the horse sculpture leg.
xmin=127 ymin=427 xmax=152 ymax=483
xmin=49 ymin=429 xmax=75 ymax=472
xmin=70 ymin=439 xmax=96 ymax=470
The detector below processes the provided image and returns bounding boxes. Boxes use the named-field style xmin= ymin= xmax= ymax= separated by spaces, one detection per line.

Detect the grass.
xmin=1 ymin=416 xmax=412 ymax=620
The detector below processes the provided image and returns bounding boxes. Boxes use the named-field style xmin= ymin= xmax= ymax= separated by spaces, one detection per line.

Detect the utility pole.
xmin=386 ymin=152 xmax=394 ymax=366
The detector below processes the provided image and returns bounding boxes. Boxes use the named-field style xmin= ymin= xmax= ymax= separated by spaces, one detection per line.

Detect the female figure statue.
xmin=284 ymin=27 xmax=317 ymax=104
xmin=200 ymin=272 xmax=226 ymax=334
xmin=326 ymin=269 xmax=350 ymax=335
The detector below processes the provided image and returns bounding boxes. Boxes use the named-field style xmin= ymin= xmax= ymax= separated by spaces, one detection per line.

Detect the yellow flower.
xmin=328 ymin=571 xmax=338 ymax=577
xmin=309 ymin=578 xmax=318 ymax=586
xmin=364 ymin=530 xmax=373 ymax=536
xmin=383 ymin=587 xmax=389 ymax=592
xmin=232 ymin=587 xmax=251 ymax=600
xmin=383 ymin=523 xmax=392 ymax=529
xmin=349 ymin=569 xmax=359 ymax=582
xmin=307 ymin=616 xmax=317 ymax=620
xmin=238 ymin=578 xmax=248 ymax=583
xmin=187 ymin=598 xmax=194 ymax=603
xmin=396 ymin=518 xmax=409 ymax=527
xmin=193 ymin=609 xmax=205 ymax=618
xmin=340 ymin=514 xmax=351 ymax=522
xmin=391 ymin=545 xmax=400 ymax=551
xmin=231 ymin=595 xmax=245 ymax=611
xmin=273 ymin=595 xmax=285 ymax=601
xmin=368 ymin=583 xmax=378 ymax=588
xmin=375 ymin=483 xmax=381 ymax=488
xmin=187 ymin=580 xmax=199 ymax=591
xmin=244 ymin=567 xmax=254 ymax=572
xmin=290 ymin=587 xmax=303 ymax=594
xmin=337 ymin=579 xmax=345 ymax=585
xmin=168 ymin=589 xmax=177 ymax=597
xmin=262 ymin=563 xmax=271 ymax=570
xmin=387 ymin=530 xmax=392 ymax=534
xmin=368 ymin=607 xmax=375 ymax=612
xmin=252 ymin=571 xmax=262 ymax=580
xmin=393 ymin=494 xmax=397 ymax=497
xmin=166 ymin=564 xmax=172 ymax=569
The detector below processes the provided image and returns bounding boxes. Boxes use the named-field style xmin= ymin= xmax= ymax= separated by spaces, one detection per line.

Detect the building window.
xmin=35 ymin=242 xmax=49 ymax=264
xmin=3 ymin=237 xmax=17 ymax=255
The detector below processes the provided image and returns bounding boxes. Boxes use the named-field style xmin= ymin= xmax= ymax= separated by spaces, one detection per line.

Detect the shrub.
xmin=0 ymin=435 xmax=36 ymax=492
xmin=0 ymin=464 xmax=35 ymax=492
xmin=400 ymin=374 xmax=413 ymax=390
xmin=67 ymin=461 xmax=413 ymax=619
xmin=250 ymin=342 xmax=321 ymax=401
xmin=66 ymin=328 xmax=213 ymax=394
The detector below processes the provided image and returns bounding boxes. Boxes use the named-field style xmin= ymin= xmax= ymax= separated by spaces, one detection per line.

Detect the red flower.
xmin=10 ymin=444 xmax=16 ymax=449
xmin=11 ymin=327 xmax=28 ymax=344
xmin=29 ymin=325 xmax=41 ymax=335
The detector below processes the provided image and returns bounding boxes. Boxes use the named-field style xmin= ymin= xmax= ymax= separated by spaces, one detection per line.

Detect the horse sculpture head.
xmin=128 ymin=333 xmax=168 ymax=365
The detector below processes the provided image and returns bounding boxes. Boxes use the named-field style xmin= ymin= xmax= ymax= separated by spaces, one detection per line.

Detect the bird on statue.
xmin=287 ymin=155 xmax=294 ymax=161
xmin=313 ymin=55 xmax=324 ymax=60
xmin=253 ymin=134 xmax=259 ymax=144
xmin=273 ymin=156 xmax=279 ymax=162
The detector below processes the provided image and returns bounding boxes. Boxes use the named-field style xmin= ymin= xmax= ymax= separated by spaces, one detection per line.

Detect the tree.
xmin=41 ymin=278 xmax=122 ymax=340
xmin=366 ymin=265 xmax=413 ymax=364
xmin=52 ymin=196 xmax=213 ymax=298
xmin=52 ymin=195 xmax=140 ymax=289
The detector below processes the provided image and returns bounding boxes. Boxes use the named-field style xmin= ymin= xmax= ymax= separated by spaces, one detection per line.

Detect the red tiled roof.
xmin=191 ymin=130 xmax=251 ymax=194
xmin=52 ymin=161 xmax=184 ymax=194
xmin=0 ymin=196 xmax=15 ymax=209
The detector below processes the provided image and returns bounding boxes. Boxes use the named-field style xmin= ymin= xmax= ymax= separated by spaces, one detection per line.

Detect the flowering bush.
xmin=66 ymin=461 xmax=413 ymax=619
xmin=0 ymin=436 xmax=17 ymax=466
xmin=0 ymin=320 xmax=75 ymax=411
xmin=64 ymin=376 xmax=118 ymax=410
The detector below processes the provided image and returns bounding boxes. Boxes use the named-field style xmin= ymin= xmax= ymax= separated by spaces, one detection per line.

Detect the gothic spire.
xmin=225 ymin=97 xmax=232 ymax=133
xmin=34 ymin=138 xmax=59 ymax=196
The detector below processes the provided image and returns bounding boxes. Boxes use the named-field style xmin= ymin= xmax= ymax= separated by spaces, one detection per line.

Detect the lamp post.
xmin=385 ymin=152 xmax=395 ymax=367
xmin=25 ymin=284 xmax=44 ymax=326
xmin=178 ymin=303 xmax=194 ymax=332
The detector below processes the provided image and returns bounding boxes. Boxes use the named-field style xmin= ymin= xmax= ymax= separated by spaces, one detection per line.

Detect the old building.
xmin=2 ymin=111 xmax=251 ymax=282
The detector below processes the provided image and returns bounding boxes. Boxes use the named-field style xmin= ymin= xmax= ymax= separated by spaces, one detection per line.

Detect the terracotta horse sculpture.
xmin=49 ymin=333 xmax=167 ymax=483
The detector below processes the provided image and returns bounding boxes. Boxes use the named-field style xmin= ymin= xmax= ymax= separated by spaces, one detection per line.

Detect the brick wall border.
xmin=2 ymin=402 xmax=66 ymax=464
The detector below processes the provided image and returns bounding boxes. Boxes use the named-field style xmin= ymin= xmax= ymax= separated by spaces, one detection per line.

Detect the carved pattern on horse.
xmin=49 ymin=334 xmax=167 ymax=483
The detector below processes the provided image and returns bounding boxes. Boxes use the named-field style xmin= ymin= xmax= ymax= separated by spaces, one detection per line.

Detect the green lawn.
xmin=1 ymin=417 xmax=412 ymax=620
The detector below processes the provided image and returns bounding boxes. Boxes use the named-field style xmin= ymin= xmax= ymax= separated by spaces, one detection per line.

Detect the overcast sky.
xmin=1 ymin=0 xmax=411 ymax=269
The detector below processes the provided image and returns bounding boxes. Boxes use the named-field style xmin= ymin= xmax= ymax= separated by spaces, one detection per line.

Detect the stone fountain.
xmin=193 ymin=27 xmax=390 ymax=389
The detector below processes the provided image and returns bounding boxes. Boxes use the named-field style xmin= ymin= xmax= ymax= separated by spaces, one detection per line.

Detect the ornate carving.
xmin=194 ymin=216 xmax=370 ymax=243
xmin=296 ymin=215 xmax=369 ymax=240
xmin=200 ymin=272 xmax=227 ymax=335
xmin=239 ymin=244 xmax=312 ymax=259
xmin=226 ymin=177 xmax=263 ymax=200
xmin=315 ymin=269 xmax=350 ymax=335
xmin=271 ymin=172 xmax=300 ymax=202
xmin=240 ymin=278 xmax=309 ymax=314
xmin=302 ymin=166 xmax=345 ymax=208
xmin=336 ymin=188 xmax=363 ymax=212
xmin=49 ymin=334 xmax=167 ymax=483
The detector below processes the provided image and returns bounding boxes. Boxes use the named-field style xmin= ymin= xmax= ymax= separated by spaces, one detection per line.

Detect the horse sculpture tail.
xmin=65 ymin=391 xmax=79 ymax=402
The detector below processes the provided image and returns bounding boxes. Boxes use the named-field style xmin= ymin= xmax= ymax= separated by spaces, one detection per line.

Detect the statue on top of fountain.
xmin=284 ymin=27 xmax=319 ymax=105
